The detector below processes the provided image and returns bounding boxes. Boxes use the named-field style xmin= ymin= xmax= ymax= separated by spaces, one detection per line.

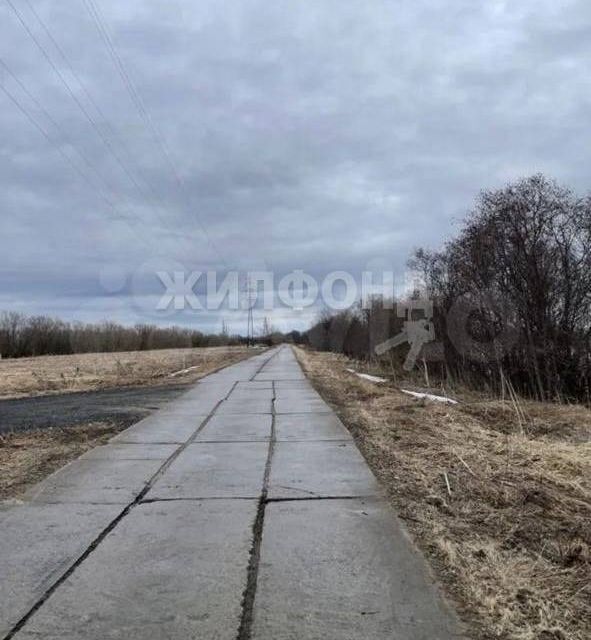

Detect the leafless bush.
xmin=307 ymin=175 xmax=591 ymax=403
xmin=413 ymin=174 xmax=591 ymax=401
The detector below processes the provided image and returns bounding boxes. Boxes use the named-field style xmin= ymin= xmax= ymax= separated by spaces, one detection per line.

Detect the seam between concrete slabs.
xmin=1 ymin=351 xmax=281 ymax=640
xmin=237 ymin=364 xmax=279 ymax=639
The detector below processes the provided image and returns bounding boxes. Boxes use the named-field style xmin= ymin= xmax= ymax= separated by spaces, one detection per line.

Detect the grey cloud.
xmin=1 ymin=0 xmax=590 ymax=331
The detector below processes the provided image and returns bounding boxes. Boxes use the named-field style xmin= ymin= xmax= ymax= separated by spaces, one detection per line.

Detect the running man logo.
xmin=375 ymin=299 xmax=435 ymax=370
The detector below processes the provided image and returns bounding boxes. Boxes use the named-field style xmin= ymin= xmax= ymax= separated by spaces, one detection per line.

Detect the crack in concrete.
xmin=191 ymin=439 xmax=270 ymax=444
xmin=248 ymin=349 xmax=279 ymax=382
xmin=272 ymin=484 xmax=320 ymax=497
xmin=140 ymin=496 xmax=258 ymax=503
xmin=2 ymin=347 xmax=283 ymax=640
xmin=264 ymin=495 xmax=375 ymax=503
xmin=237 ymin=359 xmax=280 ymax=640
xmin=2 ymin=379 xmax=241 ymax=640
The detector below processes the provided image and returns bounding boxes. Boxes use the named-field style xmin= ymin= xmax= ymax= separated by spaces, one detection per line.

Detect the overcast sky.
xmin=1 ymin=0 xmax=590 ymax=332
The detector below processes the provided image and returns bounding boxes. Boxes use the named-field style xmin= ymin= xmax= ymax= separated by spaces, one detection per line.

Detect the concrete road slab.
xmin=199 ymin=372 xmax=246 ymax=384
xmin=0 ymin=502 xmax=122 ymax=637
xmin=236 ymin=381 xmax=273 ymax=390
xmin=27 ymin=457 xmax=163 ymax=504
xmin=217 ymin=397 xmax=272 ymax=415
xmin=253 ymin=372 xmax=305 ymax=381
xmin=81 ymin=443 xmax=178 ymax=460
xmin=229 ymin=388 xmax=274 ymax=400
xmin=196 ymin=414 xmax=272 ymax=442
xmin=275 ymin=413 xmax=352 ymax=441
xmin=252 ymin=499 xmax=459 ymax=640
xmin=202 ymin=361 xmax=268 ymax=383
xmin=3 ymin=346 xmax=461 ymax=639
xmin=154 ymin=398 xmax=221 ymax=415
xmin=147 ymin=442 xmax=268 ymax=499
xmin=268 ymin=441 xmax=379 ymax=499
xmin=155 ymin=381 xmax=235 ymax=413
xmin=274 ymin=380 xmax=315 ymax=390
xmin=179 ymin=381 xmax=234 ymax=398
xmin=275 ymin=397 xmax=331 ymax=414
xmin=274 ymin=388 xmax=323 ymax=400
xmin=259 ymin=365 xmax=301 ymax=372
xmin=111 ymin=413 xmax=207 ymax=443
xmin=13 ymin=500 xmax=258 ymax=640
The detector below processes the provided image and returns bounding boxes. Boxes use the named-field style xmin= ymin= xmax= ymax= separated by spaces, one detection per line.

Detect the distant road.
xmin=0 ymin=383 xmax=190 ymax=434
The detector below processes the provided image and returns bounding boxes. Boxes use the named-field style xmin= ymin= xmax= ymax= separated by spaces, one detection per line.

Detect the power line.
xmin=82 ymin=0 xmax=229 ymax=268
xmin=1 ymin=55 xmax=120 ymax=201
xmin=84 ymin=0 xmax=176 ymax=175
xmin=22 ymin=0 xmax=122 ymax=150
xmin=243 ymin=276 xmax=257 ymax=346
xmin=19 ymin=0 xmax=228 ymax=262
xmin=4 ymin=0 xmax=200 ymax=251
xmin=0 ymin=55 xmax=204 ymax=252
xmin=21 ymin=0 xmax=178 ymax=222
xmin=0 ymin=80 xmax=116 ymax=218
xmin=0 ymin=74 xmax=164 ymax=254
xmin=85 ymin=0 xmax=227 ymax=264
xmin=3 ymin=0 xmax=165 ymax=215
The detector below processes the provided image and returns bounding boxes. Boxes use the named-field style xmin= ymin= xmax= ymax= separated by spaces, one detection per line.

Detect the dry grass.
xmin=294 ymin=347 xmax=591 ymax=640
xmin=0 ymin=422 xmax=128 ymax=501
xmin=0 ymin=346 xmax=252 ymax=399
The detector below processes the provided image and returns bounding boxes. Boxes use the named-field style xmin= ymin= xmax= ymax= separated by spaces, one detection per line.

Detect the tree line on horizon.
xmin=306 ymin=175 xmax=591 ymax=403
xmin=0 ymin=312 xmax=305 ymax=359
xmin=0 ymin=313 xmax=242 ymax=358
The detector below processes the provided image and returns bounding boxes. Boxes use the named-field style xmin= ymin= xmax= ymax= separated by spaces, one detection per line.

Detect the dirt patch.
xmin=294 ymin=347 xmax=591 ymax=640
xmin=0 ymin=421 xmax=131 ymax=501
xmin=0 ymin=346 xmax=252 ymax=399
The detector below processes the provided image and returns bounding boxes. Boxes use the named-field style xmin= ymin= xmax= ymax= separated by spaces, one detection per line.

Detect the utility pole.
xmin=262 ymin=316 xmax=271 ymax=338
xmin=247 ymin=307 xmax=254 ymax=347
xmin=244 ymin=277 xmax=256 ymax=347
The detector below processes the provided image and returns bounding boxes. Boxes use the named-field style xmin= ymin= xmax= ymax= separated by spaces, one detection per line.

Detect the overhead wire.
xmin=3 ymin=0 xmax=155 ymax=204
xmin=1 ymin=55 xmax=122 ymax=202
xmin=21 ymin=0 xmax=183 ymax=224
xmin=82 ymin=0 xmax=229 ymax=268
xmin=0 ymin=64 xmax=166 ymax=254
xmin=3 ymin=0 xmax=193 ymax=248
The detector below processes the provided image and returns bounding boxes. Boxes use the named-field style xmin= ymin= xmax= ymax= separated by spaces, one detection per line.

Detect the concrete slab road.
xmin=0 ymin=346 xmax=462 ymax=639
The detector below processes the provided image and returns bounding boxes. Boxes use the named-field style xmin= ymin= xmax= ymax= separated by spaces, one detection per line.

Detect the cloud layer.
xmin=1 ymin=0 xmax=590 ymax=331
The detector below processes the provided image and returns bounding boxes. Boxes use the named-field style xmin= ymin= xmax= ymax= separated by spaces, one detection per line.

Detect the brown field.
xmin=294 ymin=347 xmax=591 ymax=640
xmin=0 ymin=346 xmax=253 ymax=399
xmin=0 ymin=422 xmax=128 ymax=501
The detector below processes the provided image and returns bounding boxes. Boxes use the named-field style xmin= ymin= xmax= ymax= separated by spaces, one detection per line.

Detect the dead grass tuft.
xmin=294 ymin=347 xmax=591 ymax=640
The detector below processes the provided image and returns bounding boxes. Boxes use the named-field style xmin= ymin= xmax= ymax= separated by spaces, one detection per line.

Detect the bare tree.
xmin=307 ymin=175 xmax=591 ymax=402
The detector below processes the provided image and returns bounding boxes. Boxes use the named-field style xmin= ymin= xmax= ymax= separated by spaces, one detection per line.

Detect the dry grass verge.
xmin=0 ymin=346 xmax=252 ymax=399
xmin=294 ymin=347 xmax=591 ymax=640
xmin=0 ymin=422 xmax=129 ymax=501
